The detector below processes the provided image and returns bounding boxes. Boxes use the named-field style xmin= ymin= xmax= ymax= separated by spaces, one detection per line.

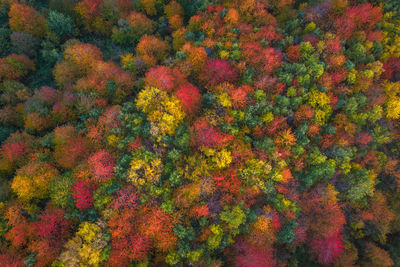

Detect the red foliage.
xmin=111 ymin=186 xmax=139 ymax=210
xmin=34 ymin=207 xmax=70 ymax=240
xmin=128 ymin=136 xmax=142 ymax=151
xmin=355 ymin=132 xmax=372 ymax=146
xmin=108 ymin=206 xmax=177 ymax=264
xmin=325 ymin=39 xmax=343 ymax=54
xmin=136 ymin=35 xmax=169 ymax=67
xmin=88 ymin=150 xmax=115 ymax=182
xmin=287 ymin=45 xmax=300 ymax=62
xmin=108 ymin=233 xmax=150 ymax=266
xmin=4 ymin=205 xmax=35 ymax=248
xmin=0 ymin=132 xmax=33 ymax=171
xmin=242 ymin=42 xmax=282 ymax=73
xmin=230 ymin=87 xmax=249 ymax=109
xmin=76 ymin=0 xmax=102 ymax=20
xmin=53 ymin=136 xmax=92 ymax=169
xmin=300 ymin=192 xmax=346 ymax=239
xmin=311 ymin=232 xmax=344 ymax=266
xmin=190 ymin=204 xmax=209 ymax=218
xmin=191 ymin=118 xmax=233 ymax=148
xmin=30 ymin=207 xmax=71 ymax=266
xmin=34 ymin=86 xmax=59 ymax=105
xmin=232 ymin=241 xmax=277 ymax=267
xmin=214 ymin=171 xmax=242 ymax=195
xmin=335 ymin=4 xmax=382 ymax=39
xmin=0 ymin=250 xmax=25 ymax=267
xmin=294 ymin=105 xmax=314 ymax=123
xmin=383 ymin=57 xmax=400 ymax=81
xmin=265 ymin=116 xmax=288 ymax=136
xmin=73 ymin=61 xmax=134 ymax=102
xmin=108 ymin=208 xmax=150 ymax=265
xmin=144 ymin=66 xmax=186 ymax=91
xmin=71 ymin=180 xmax=96 ymax=210
xmin=136 ymin=206 xmax=177 ymax=252
xmin=256 ymin=25 xmax=283 ymax=44
xmin=174 ymin=83 xmax=202 ymax=116
xmin=200 ymin=59 xmax=238 ymax=86
xmin=303 ymin=33 xmax=320 ymax=46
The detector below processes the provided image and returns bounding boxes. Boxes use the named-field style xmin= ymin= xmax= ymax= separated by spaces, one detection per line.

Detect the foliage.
xmin=1 ymin=0 xmax=400 ymax=266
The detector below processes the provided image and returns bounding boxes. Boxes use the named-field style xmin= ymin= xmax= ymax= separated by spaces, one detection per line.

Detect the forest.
xmin=0 ymin=0 xmax=400 ymax=266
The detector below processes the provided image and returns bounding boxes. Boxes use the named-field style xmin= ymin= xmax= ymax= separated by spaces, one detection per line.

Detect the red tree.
xmin=232 ymin=241 xmax=277 ymax=267
xmin=311 ymin=232 xmax=344 ymax=266
xmin=200 ymin=59 xmax=238 ymax=86
xmin=88 ymin=150 xmax=115 ymax=182
xmin=71 ymin=180 xmax=96 ymax=210
xmin=174 ymin=83 xmax=202 ymax=116
xmin=143 ymin=66 xmax=185 ymax=91
xmin=30 ymin=207 xmax=71 ymax=266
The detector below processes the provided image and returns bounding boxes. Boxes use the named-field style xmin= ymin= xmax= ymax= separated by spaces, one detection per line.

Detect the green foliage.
xmin=47 ymin=11 xmax=75 ymax=36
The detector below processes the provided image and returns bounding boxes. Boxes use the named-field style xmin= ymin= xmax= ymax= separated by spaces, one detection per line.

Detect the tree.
xmin=53 ymin=136 xmax=92 ymax=169
xmin=299 ymin=191 xmax=346 ymax=239
xmin=71 ymin=179 xmax=96 ymax=211
xmin=200 ymin=59 xmax=239 ymax=87
xmin=30 ymin=207 xmax=71 ymax=266
xmin=63 ymin=42 xmax=103 ymax=74
xmin=11 ymin=161 xmax=59 ymax=202
xmin=47 ymin=10 xmax=75 ymax=36
xmin=311 ymin=232 xmax=344 ymax=266
xmin=58 ymin=221 xmax=109 ymax=266
xmin=174 ymin=83 xmax=202 ymax=116
xmin=107 ymin=208 xmax=150 ymax=265
xmin=8 ymin=3 xmax=48 ymax=38
xmin=135 ymin=86 xmax=185 ymax=136
xmin=136 ymin=35 xmax=170 ymax=68
xmin=143 ymin=66 xmax=186 ymax=92
xmin=363 ymin=242 xmax=394 ymax=267
xmin=88 ymin=150 xmax=115 ymax=182
xmin=232 ymin=240 xmax=277 ymax=267
xmin=10 ymin=32 xmax=39 ymax=58
xmin=0 ymin=54 xmax=35 ymax=82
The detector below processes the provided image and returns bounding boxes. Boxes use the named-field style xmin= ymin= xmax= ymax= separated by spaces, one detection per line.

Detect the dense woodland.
xmin=0 ymin=0 xmax=400 ymax=266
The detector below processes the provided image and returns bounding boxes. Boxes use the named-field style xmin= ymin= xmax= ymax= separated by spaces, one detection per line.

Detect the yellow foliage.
xmin=164 ymin=1 xmax=183 ymax=18
xmin=308 ymin=88 xmax=330 ymax=108
xmin=325 ymin=183 xmax=339 ymax=202
xmin=106 ymin=134 xmax=121 ymax=147
xmin=11 ymin=162 xmax=59 ymax=202
xmin=201 ymin=148 xmax=232 ymax=170
xmin=386 ymin=97 xmax=400 ymax=119
xmin=128 ymin=157 xmax=163 ymax=187
xmin=215 ymin=92 xmax=232 ymax=108
xmin=212 ymin=149 xmax=232 ymax=169
xmin=120 ymin=53 xmax=135 ymax=70
xmin=58 ymin=221 xmax=108 ymax=267
xmin=384 ymin=81 xmax=400 ymax=98
xmin=381 ymin=12 xmax=400 ymax=60
xmin=384 ymin=82 xmax=400 ymax=119
xmin=239 ymin=158 xmax=272 ymax=190
xmin=172 ymin=28 xmax=187 ymax=51
xmin=136 ymin=86 xmax=185 ymax=136
xmin=141 ymin=0 xmax=157 ymax=16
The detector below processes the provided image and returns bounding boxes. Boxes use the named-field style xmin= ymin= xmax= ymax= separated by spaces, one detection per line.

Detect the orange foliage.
xmin=8 ymin=3 xmax=47 ymax=37
xmin=63 ymin=42 xmax=103 ymax=74
xmin=136 ymin=35 xmax=169 ymax=68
